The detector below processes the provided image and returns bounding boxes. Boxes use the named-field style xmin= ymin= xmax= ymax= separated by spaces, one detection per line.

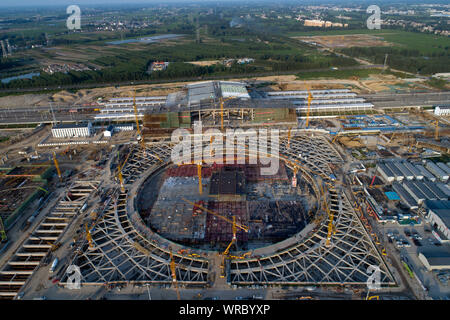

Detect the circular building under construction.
xmin=58 ymin=130 xmax=395 ymax=288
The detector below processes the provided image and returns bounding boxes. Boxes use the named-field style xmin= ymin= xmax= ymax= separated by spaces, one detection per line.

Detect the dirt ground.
xmin=188 ymin=60 xmax=221 ymax=66
xmin=0 ymin=72 xmax=435 ymax=108
xmin=294 ymin=34 xmax=393 ymax=48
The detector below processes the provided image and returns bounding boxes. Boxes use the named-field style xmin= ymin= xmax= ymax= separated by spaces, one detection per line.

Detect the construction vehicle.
xmin=169 ymin=248 xmax=181 ymax=300
xmin=35 ymin=236 xmax=61 ymax=251
xmin=85 ymin=223 xmax=94 ymax=250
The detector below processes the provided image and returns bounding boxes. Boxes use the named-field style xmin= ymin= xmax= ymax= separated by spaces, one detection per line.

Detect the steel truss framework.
xmin=229 ymin=188 xmax=395 ymax=285
xmin=0 ymin=180 xmax=100 ymax=299
xmin=63 ymin=134 xmax=395 ymax=287
xmin=62 ymin=192 xmax=209 ymax=285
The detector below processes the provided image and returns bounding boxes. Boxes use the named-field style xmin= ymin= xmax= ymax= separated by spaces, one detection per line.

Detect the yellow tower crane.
xmin=132 ymin=90 xmax=146 ymax=155
xmin=320 ymin=183 xmax=336 ymax=247
xmin=287 ymin=127 xmax=292 ymax=149
xmin=169 ymin=249 xmax=181 ymax=300
xmin=117 ymin=151 xmax=130 ymax=193
xmin=305 ymin=90 xmax=313 ymax=128
xmin=220 ymin=215 xmax=239 ymax=278
xmin=182 ymin=198 xmax=249 ymax=233
xmin=181 ymin=198 xmax=249 ymax=278
xmin=52 ymin=151 xmax=62 ymax=181
xmin=220 ymin=96 xmax=239 ymax=131
xmin=197 ymin=163 xmax=202 ymax=195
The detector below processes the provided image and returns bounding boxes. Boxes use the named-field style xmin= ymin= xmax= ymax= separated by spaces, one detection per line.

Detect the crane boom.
xmin=181 ymin=198 xmax=248 ymax=232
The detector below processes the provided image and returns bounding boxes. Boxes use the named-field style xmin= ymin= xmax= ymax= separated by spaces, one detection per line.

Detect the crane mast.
xmin=169 ymin=249 xmax=181 ymax=300
xmin=53 ymin=152 xmax=62 ymax=181
xmin=305 ymin=91 xmax=313 ymax=128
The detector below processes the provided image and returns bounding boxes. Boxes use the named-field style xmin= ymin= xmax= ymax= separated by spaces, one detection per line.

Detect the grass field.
xmin=289 ymin=29 xmax=449 ymax=55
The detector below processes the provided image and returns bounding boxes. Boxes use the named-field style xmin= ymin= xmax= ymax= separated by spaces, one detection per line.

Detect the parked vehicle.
xmin=50 ymin=258 xmax=59 ymax=273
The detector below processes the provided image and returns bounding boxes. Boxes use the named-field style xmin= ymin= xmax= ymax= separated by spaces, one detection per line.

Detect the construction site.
xmin=0 ymin=80 xmax=448 ymax=301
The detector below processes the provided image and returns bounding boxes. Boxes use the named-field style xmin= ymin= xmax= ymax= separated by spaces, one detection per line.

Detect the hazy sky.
xmin=0 ymin=0 xmax=193 ymax=7
xmin=0 ymin=0 xmax=443 ymax=7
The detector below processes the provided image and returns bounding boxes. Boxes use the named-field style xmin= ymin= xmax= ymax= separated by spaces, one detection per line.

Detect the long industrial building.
xmin=94 ymin=82 xmax=374 ymax=122
xmin=426 ymin=161 xmax=449 ymax=182
xmin=51 ymin=122 xmax=93 ymax=138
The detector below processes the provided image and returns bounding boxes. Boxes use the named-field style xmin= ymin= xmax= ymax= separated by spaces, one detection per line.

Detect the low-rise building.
xmin=424 ymin=200 xmax=450 ymax=241
xmin=51 ymin=122 xmax=93 ymax=138
xmin=434 ymin=105 xmax=450 ymax=116
xmin=418 ymin=250 xmax=450 ymax=271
